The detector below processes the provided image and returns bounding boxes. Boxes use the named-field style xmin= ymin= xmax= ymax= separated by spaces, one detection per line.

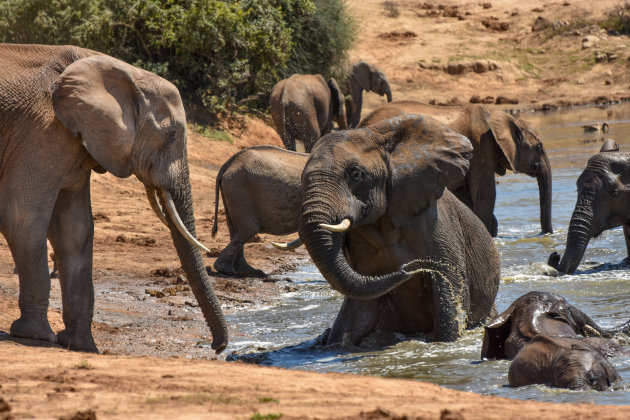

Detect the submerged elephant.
xmin=212 ymin=145 xmax=307 ymax=277
xmin=508 ymin=334 xmax=621 ymax=390
xmin=548 ymin=143 xmax=630 ymax=274
xmin=358 ymin=101 xmax=552 ymax=237
xmin=298 ymin=115 xmax=500 ymax=346
xmin=0 ymin=44 xmax=227 ymax=353
xmin=270 ymin=74 xmax=347 ymax=152
xmin=342 ymin=61 xmax=393 ymax=128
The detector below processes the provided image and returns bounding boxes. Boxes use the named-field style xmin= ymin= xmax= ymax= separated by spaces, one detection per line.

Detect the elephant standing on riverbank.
xmin=548 ymin=143 xmax=630 ymax=274
xmin=299 ymin=115 xmax=500 ymax=346
xmin=0 ymin=44 xmax=227 ymax=353
xmin=270 ymin=74 xmax=347 ymax=152
xmin=212 ymin=146 xmax=307 ymax=277
xmin=342 ymin=61 xmax=393 ymax=128
xmin=358 ymin=101 xmax=552 ymax=237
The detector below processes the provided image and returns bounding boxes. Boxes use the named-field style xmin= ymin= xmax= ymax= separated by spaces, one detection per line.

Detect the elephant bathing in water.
xmin=548 ymin=141 xmax=630 ymax=274
xmin=342 ymin=61 xmax=393 ymax=128
xmin=299 ymin=115 xmax=501 ymax=346
xmin=359 ymin=101 xmax=552 ymax=237
xmin=270 ymin=74 xmax=347 ymax=152
xmin=212 ymin=145 xmax=307 ymax=277
xmin=0 ymin=44 xmax=227 ymax=353
xmin=482 ymin=291 xmax=629 ymax=390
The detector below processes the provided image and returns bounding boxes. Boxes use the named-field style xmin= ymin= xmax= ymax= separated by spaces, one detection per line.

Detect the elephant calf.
xmin=482 ymin=291 xmax=629 ymax=390
xmin=212 ymin=145 xmax=307 ymax=277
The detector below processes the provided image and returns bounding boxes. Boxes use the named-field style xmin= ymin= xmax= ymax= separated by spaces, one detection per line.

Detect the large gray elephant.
xmin=0 ymin=44 xmax=227 ymax=353
xmin=212 ymin=145 xmax=307 ymax=277
xmin=269 ymin=74 xmax=347 ymax=152
xmin=358 ymin=101 xmax=553 ymax=237
xmin=298 ymin=115 xmax=501 ymax=346
xmin=343 ymin=61 xmax=393 ymax=128
xmin=548 ymin=143 xmax=629 ymax=274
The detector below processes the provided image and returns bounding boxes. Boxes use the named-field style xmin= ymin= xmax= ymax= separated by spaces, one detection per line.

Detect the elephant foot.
xmin=214 ymin=257 xmax=267 ymax=278
xmin=10 ymin=316 xmax=56 ymax=344
xmin=57 ymin=329 xmax=98 ymax=353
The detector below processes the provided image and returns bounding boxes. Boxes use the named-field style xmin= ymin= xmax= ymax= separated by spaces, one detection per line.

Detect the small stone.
xmin=607 ymin=52 xmax=618 ymax=61
xmin=605 ymin=79 xmax=612 ymax=85
xmin=576 ymin=79 xmax=585 ymax=85
xmin=116 ymin=234 xmax=127 ymax=243
xmin=496 ymin=95 xmax=519 ymax=105
xmin=595 ymin=53 xmax=608 ymax=63
xmin=532 ymin=16 xmax=552 ymax=32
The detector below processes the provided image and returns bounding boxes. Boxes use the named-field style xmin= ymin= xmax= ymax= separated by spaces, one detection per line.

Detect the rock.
xmin=604 ymin=69 xmax=613 ymax=78
xmin=605 ymin=79 xmax=612 ymax=85
xmin=447 ymin=62 xmax=466 ymax=75
xmin=496 ymin=95 xmax=519 ymax=105
xmin=482 ymin=19 xmax=510 ymax=31
xmin=469 ymin=95 xmax=495 ymax=104
xmin=582 ymin=35 xmax=599 ymax=50
xmin=576 ymin=79 xmax=585 ymax=85
xmin=607 ymin=52 xmax=618 ymax=61
xmin=595 ymin=52 xmax=608 ymax=63
xmin=481 ymin=2 xmax=492 ymax=9
xmin=532 ymin=16 xmax=552 ymax=32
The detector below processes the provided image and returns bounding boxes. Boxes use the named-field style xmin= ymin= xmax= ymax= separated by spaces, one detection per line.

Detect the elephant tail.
xmin=212 ymin=174 xmax=221 ymax=238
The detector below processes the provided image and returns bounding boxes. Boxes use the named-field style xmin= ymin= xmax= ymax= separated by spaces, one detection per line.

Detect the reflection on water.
xmin=225 ymin=103 xmax=630 ymax=405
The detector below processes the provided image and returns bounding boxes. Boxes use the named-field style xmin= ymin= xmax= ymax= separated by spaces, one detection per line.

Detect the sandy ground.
xmin=2 ymin=0 xmax=630 ymax=418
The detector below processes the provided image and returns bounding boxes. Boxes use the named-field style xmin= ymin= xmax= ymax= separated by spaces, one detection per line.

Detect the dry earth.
xmin=2 ymin=0 xmax=630 ymax=419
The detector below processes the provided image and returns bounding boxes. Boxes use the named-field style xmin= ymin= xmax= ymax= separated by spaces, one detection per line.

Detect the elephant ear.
xmin=369 ymin=114 xmax=473 ymax=227
xmin=52 ymin=55 xmax=146 ymax=178
xmin=327 ymin=78 xmax=345 ymax=122
xmin=489 ymin=111 xmax=525 ymax=174
xmin=481 ymin=306 xmax=514 ymax=360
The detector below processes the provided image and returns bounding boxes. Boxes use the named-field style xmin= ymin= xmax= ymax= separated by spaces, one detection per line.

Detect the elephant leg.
xmin=325 ymin=297 xmax=380 ymax=346
xmin=432 ymin=270 xmax=469 ymax=342
xmin=623 ymin=225 xmax=630 ymax=260
xmin=468 ymin=168 xmax=497 ymax=237
xmin=7 ymin=215 xmax=56 ymax=344
xmin=47 ymin=182 xmax=97 ymax=352
xmin=213 ymin=218 xmax=265 ymax=277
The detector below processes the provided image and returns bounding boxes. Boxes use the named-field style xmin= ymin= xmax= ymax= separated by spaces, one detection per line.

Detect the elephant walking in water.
xmin=212 ymin=146 xmax=307 ymax=277
xmin=270 ymin=74 xmax=347 ymax=152
xmin=359 ymin=101 xmax=553 ymax=237
xmin=299 ymin=115 xmax=500 ymax=346
xmin=0 ymin=44 xmax=227 ymax=353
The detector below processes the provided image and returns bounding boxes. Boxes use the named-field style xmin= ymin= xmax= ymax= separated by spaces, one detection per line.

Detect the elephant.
xmin=358 ymin=101 xmax=553 ymax=237
xmin=547 ymin=145 xmax=630 ymax=274
xmin=508 ymin=334 xmax=621 ymax=390
xmin=298 ymin=114 xmax=501 ymax=346
xmin=269 ymin=74 xmax=347 ymax=152
xmin=212 ymin=145 xmax=307 ymax=277
xmin=0 ymin=44 xmax=227 ymax=353
xmin=342 ymin=61 xmax=393 ymax=128
xmin=481 ymin=291 xmax=630 ymax=361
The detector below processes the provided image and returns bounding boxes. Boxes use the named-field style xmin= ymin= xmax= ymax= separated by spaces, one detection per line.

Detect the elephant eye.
xmin=347 ymin=166 xmax=364 ymax=182
xmin=166 ymin=129 xmax=177 ymax=144
xmin=535 ymin=143 xmax=543 ymax=154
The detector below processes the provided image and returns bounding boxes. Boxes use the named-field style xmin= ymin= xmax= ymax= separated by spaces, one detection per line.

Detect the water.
xmin=225 ymin=103 xmax=630 ymax=405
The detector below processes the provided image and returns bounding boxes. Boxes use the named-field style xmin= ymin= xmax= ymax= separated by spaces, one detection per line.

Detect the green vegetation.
xmin=251 ymin=413 xmax=283 ymax=420
xmin=196 ymin=126 xmax=233 ymax=143
xmin=146 ymin=392 xmax=249 ymax=405
xmin=601 ymin=3 xmax=630 ymax=34
xmin=0 ymin=0 xmax=355 ymax=115
xmin=73 ymin=359 xmax=93 ymax=370
xmin=258 ymin=396 xmax=279 ymax=403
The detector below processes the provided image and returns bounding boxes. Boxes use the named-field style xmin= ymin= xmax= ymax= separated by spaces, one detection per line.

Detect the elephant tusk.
xmin=583 ymin=324 xmax=603 ymax=338
xmin=271 ymin=237 xmax=303 ymax=251
xmin=145 ymin=186 xmax=169 ymax=228
xmin=319 ymin=219 xmax=351 ymax=233
xmin=161 ymin=190 xmax=211 ymax=254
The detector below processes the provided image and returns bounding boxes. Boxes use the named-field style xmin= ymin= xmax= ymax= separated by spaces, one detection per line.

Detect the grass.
xmin=382 ymin=1 xmax=400 ymax=18
xmin=196 ymin=126 xmax=234 ymax=143
xmin=74 ymin=360 xmax=93 ymax=370
xmin=258 ymin=397 xmax=279 ymax=403
xmin=146 ymin=393 xmax=249 ymax=405
xmin=251 ymin=413 xmax=283 ymax=420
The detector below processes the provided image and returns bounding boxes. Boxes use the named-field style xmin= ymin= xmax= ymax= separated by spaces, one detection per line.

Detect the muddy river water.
xmin=226 ymin=104 xmax=630 ymax=405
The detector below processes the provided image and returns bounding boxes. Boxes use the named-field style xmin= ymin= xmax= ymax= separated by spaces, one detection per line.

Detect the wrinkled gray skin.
xmin=343 ymin=61 xmax=393 ymax=128
xmin=359 ymin=101 xmax=552 ymax=237
xmin=0 ymin=44 xmax=227 ymax=353
xmin=508 ymin=334 xmax=621 ymax=390
xmin=548 ymin=144 xmax=630 ymax=274
xmin=270 ymin=74 xmax=347 ymax=152
xmin=298 ymin=115 xmax=500 ymax=346
xmin=482 ymin=291 xmax=630 ymax=361
xmin=212 ymin=145 xmax=307 ymax=277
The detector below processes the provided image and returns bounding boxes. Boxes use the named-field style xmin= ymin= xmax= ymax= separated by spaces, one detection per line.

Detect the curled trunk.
xmin=557 ymin=193 xmax=595 ymax=274
xmin=537 ymin=153 xmax=553 ymax=234
xmin=159 ymin=161 xmax=228 ymax=353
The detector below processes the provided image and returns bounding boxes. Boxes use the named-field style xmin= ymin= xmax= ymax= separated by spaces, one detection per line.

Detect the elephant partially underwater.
xmin=342 ymin=61 xmax=393 ymax=128
xmin=0 ymin=44 xmax=227 ymax=353
xmin=270 ymin=74 xmax=347 ymax=152
xmin=212 ymin=145 xmax=307 ymax=277
xmin=359 ymin=101 xmax=552 ymax=237
xmin=482 ymin=291 xmax=630 ymax=390
xmin=299 ymin=115 xmax=501 ymax=346
xmin=548 ymin=141 xmax=630 ymax=274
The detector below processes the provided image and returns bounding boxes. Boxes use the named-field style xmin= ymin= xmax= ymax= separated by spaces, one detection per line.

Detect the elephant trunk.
xmin=385 ymin=83 xmax=392 ymax=103
xmin=159 ymin=160 xmax=228 ymax=353
xmin=537 ymin=153 xmax=553 ymax=234
xmin=556 ymin=192 xmax=595 ymax=274
xmin=299 ymin=179 xmax=411 ymax=299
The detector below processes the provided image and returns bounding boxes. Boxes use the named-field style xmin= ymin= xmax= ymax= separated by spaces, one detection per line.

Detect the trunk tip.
xmin=548 ymin=252 xmax=560 ymax=269
xmin=212 ymin=339 xmax=228 ymax=354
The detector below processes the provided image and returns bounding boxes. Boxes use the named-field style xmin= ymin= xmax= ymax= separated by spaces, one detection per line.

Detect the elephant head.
xmin=481 ymin=291 xmax=628 ymax=360
xmin=298 ymin=114 xmax=473 ymax=299
xmin=489 ymin=111 xmax=553 ymax=234
xmin=508 ymin=334 xmax=620 ymax=390
xmin=548 ymin=151 xmax=630 ymax=274
xmin=327 ymin=77 xmax=347 ymax=131
xmin=52 ymin=55 xmax=228 ymax=353
xmin=347 ymin=61 xmax=393 ymax=128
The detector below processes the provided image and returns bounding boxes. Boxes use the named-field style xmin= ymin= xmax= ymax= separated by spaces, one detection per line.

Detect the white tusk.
xmin=161 ymin=190 xmax=211 ymax=254
xmin=319 ymin=218 xmax=351 ymax=233
xmin=271 ymin=237 xmax=303 ymax=251
xmin=145 ymin=186 xmax=169 ymax=228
